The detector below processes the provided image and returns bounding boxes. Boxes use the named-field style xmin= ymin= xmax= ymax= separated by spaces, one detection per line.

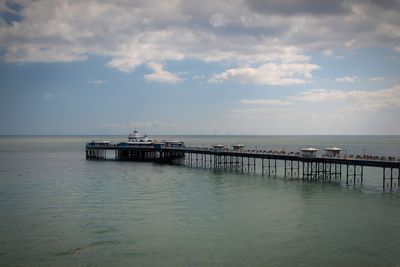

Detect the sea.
xmin=0 ymin=135 xmax=400 ymax=266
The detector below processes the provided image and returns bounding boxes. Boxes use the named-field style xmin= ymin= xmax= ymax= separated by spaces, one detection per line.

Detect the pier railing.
xmin=85 ymin=144 xmax=400 ymax=190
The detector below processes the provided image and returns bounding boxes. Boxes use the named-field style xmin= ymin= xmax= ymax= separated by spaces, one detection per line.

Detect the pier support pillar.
xmin=383 ymin=168 xmax=400 ymax=190
xmin=346 ymin=165 xmax=363 ymax=185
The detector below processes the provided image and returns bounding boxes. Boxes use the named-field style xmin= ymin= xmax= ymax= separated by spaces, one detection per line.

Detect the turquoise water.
xmin=0 ymin=136 xmax=400 ymax=266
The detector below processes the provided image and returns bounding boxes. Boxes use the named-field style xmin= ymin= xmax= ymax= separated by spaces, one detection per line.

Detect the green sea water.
xmin=0 ymin=135 xmax=400 ymax=266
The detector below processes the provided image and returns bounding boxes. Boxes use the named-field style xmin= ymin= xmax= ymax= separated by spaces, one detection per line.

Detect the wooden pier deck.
xmin=86 ymin=144 xmax=400 ymax=190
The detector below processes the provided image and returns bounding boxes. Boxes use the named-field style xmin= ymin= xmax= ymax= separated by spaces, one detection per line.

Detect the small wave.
xmin=92 ymin=229 xmax=113 ymax=234
xmin=56 ymin=247 xmax=85 ymax=256
xmin=90 ymin=240 xmax=121 ymax=247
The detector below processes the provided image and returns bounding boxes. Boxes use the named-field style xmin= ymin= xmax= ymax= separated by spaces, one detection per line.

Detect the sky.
xmin=0 ymin=0 xmax=400 ymax=135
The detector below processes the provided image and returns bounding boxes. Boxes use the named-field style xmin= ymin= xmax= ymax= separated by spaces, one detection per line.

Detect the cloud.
xmin=239 ymin=99 xmax=293 ymax=106
xmin=105 ymin=32 xmax=186 ymax=72
xmin=211 ymin=63 xmax=319 ymax=85
xmin=3 ymin=43 xmax=87 ymax=62
xmin=291 ymin=86 xmax=400 ymax=111
xmin=335 ymin=76 xmax=358 ymax=82
xmin=290 ymin=89 xmax=348 ymax=102
xmin=369 ymin=76 xmax=384 ymax=82
xmin=0 ymin=0 xmax=399 ymax=77
xmin=322 ymin=49 xmax=333 ymax=56
xmin=88 ymin=79 xmax=107 ymax=85
xmin=209 ymin=13 xmax=230 ymax=27
xmin=42 ymin=92 xmax=67 ymax=99
xmin=144 ymin=62 xmax=182 ymax=83
xmin=245 ymin=0 xmax=349 ymax=15
xmin=238 ymin=85 xmax=400 ymax=111
xmin=232 ymin=85 xmax=400 ymax=134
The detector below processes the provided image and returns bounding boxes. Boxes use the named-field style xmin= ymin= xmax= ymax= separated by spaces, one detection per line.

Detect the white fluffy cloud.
xmin=1 ymin=0 xmax=399 ymax=83
xmin=211 ymin=63 xmax=319 ymax=85
xmin=144 ymin=62 xmax=182 ymax=83
xmin=336 ymin=76 xmax=358 ymax=82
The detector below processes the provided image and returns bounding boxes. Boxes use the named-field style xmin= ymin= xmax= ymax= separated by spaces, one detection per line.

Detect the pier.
xmin=86 ymin=143 xmax=400 ymax=190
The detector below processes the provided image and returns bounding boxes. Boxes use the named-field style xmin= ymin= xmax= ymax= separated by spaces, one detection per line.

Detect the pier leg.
xmin=360 ymin=166 xmax=364 ymax=183
xmin=382 ymin=167 xmax=394 ymax=190
xmin=391 ymin=168 xmax=393 ymax=189
xmin=313 ymin=162 xmax=318 ymax=180
xmin=268 ymin=159 xmax=271 ymax=175
xmin=235 ymin=156 xmax=239 ymax=171
xmin=397 ymin=168 xmax=400 ymax=188
xmin=289 ymin=161 xmax=293 ymax=178
xmin=332 ymin=164 xmax=336 ymax=179
xmin=383 ymin=167 xmax=386 ymax=190
xmin=262 ymin=158 xmax=264 ymax=175
xmin=284 ymin=160 xmax=287 ymax=178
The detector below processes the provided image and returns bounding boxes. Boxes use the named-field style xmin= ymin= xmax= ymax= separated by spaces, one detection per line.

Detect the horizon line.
xmin=1 ymin=134 xmax=400 ymax=137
